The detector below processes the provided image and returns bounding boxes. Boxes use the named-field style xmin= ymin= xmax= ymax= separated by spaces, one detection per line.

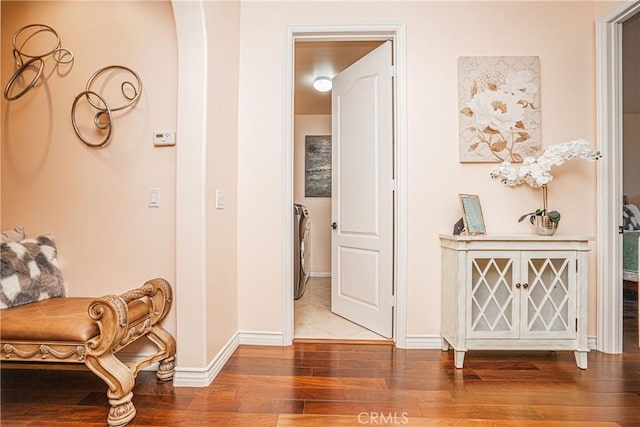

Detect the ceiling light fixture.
xmin=312 ymin=76 xmax=332 ymax=93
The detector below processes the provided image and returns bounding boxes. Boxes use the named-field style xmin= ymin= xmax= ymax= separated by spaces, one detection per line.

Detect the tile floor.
xmin=294 ymin=277 xmax=387 ymax=340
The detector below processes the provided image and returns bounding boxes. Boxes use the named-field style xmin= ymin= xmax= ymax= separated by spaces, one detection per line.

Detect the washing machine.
xmin=293 ymin=203 xmax=311 ymax=299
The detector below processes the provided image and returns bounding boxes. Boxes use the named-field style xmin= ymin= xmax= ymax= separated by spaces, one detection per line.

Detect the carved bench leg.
xmin=107 ymin=392 xmax=136 ymax=427
xmin=157 ymin=354 xmax=176 ymax=381
xmin=147 ymin=324 xmax=177 ymax=381
xmin=84 ymin=353 xmax=136 ymax=427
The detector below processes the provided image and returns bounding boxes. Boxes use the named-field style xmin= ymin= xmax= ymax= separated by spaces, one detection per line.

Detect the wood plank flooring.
xmin=1 ymin=290 xmax=638 ymax=426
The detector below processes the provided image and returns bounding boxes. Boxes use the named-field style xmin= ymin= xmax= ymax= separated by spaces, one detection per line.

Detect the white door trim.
xmin=283 ymin=23 xmax=408 ymax=347
xmin=596 ymin=0 xmax=640 ymax=354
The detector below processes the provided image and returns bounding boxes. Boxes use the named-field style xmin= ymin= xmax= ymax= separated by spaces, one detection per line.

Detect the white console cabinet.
xmin=440 ymin=234 xmax=592 ymax=369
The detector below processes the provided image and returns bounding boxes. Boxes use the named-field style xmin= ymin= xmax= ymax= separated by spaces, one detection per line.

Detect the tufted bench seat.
xmin=0 ymin=278 xmax=176 ymax=427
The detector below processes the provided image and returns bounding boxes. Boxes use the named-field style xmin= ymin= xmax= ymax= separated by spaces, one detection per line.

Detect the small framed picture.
xmin=458 ymin=194 xmax=486 ymax=235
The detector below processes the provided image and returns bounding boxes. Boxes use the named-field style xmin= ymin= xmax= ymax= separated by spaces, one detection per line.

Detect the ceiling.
xmin=294 ymin=41 xmax=383 ymax=115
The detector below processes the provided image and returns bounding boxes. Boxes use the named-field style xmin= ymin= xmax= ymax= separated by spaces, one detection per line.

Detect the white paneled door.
xmin=331 ymin=41 xmax=394 ymax=338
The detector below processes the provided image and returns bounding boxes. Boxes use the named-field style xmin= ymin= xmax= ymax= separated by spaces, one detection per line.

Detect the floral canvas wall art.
xmin=458 ymin=56 xmax=542 ymax=163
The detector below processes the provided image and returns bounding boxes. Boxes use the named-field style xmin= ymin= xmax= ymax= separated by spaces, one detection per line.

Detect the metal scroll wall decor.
xmin=4 ymin=24 xmax=74 ymax=101
xmin=71 ymin=65 xmax=142 ymax=148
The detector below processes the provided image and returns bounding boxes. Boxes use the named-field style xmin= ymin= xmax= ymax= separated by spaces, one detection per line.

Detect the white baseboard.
xmin=173 ymin=332 xmax=239 ymax=387
xmin=406 ymin=335 xmax=599 ymax=351
xmin=310 ymin=271 xmax=331 ymax=278
xmin=405 ymin=335 xmax=443 ymax=349
xmin=238 ymin=331 xmax=285 ymax=346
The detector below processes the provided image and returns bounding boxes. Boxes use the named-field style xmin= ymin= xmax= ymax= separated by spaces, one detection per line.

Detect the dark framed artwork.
xmin=305 ymin=135 xmax=332 ymax=197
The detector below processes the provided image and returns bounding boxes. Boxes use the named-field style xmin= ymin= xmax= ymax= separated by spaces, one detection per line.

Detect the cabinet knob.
xmin=522 ymin=283 xmax=529 ymax=289
xmin=515 ymin=283 xmax=521 ymax=288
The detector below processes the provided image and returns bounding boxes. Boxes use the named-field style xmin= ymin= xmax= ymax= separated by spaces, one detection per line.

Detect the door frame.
xmin=596 ymin=0 xmax=640 ymax=354
xmin=282 ymin=23 xmax=408 ymax=347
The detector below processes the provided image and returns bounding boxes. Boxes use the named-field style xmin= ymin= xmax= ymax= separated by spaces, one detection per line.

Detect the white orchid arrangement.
xmin=490 ymin=138 xmax=601 ymax=188
xmin=490 ymin=138 xmax=601 ymax=225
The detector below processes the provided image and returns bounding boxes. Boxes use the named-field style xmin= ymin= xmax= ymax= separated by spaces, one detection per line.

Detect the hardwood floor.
xmin=2 ymin=290 xmax=639 ymax=426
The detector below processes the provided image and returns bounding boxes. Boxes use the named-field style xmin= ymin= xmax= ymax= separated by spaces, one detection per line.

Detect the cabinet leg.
xmin=574 ymin=351 xmax=588 ymax=369
xmin=441 ymin=337 xmax=449 ymax=351
xmin=454 ymin=350 xmax=465 ymax=369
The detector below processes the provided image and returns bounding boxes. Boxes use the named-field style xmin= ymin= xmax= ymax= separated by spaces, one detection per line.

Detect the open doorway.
xmin=292 ymin=40 xmax=388 ymax=340
xmin=283 ymin=25 xmax=408 ymax=347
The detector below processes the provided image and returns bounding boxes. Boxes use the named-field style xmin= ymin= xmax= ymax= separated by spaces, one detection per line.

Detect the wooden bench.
xmin=0 ymin=277 xmax=176 ymax=427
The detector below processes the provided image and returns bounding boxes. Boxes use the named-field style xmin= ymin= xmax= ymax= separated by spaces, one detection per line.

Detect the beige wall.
xmin=595 ymin=1 xmax=620 ymax=18
xmin=294 ymin=114 xmax=331 ymax=274
xmin=237 ymin=1 xmax=600 ymax=336
xmin=203 ymin=0 xmax=241 ymax=363
xmin=1 ymin=1 xmax=178 ymax=342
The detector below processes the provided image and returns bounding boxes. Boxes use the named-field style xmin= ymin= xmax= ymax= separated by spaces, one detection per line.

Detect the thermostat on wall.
xmin=153 ymin=130 xmax=176 ymax=146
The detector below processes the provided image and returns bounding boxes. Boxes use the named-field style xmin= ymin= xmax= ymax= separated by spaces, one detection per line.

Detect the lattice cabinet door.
xmin=520 ymin=251 xmax=577 ymax=339
xmin=466 ymin=252 xmax=520 ymax=339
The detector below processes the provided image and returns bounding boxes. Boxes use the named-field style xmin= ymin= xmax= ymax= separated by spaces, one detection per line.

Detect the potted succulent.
xmin=519 ymin=209 xmax=561 ymax=225
xmin=516 ymin=185 xmax=561 ymax=235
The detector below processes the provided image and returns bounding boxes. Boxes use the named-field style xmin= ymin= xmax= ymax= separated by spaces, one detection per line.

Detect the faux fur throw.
xmin=623 ymin=204 xmax=640 ymax=231
xmin=0 ymin=235 xmax=66 ymax=309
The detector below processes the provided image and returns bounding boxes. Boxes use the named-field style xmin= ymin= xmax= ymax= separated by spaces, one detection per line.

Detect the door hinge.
xmin=391 ymin=179 xmax=397 ymax=192
xmin=576 ymin=318 xmax=578 ymax=332
xmin=390 ymin=65 xmax=395 ymax=77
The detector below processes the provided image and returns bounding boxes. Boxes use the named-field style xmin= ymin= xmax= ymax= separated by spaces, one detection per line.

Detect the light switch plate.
xmin=215 ymin=190 xmax=224 ymax=209
xmin=149 ymin=188 xmax=160 ymax=207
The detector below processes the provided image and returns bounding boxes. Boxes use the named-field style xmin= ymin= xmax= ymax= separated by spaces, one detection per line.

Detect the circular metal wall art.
xmin=4 ymin=24 xmax=74 ymax=101
xmin=71 ymin=91 xmax=113 ymax=148
xmin=71 ymin=65 xmax=142 ymax=148
xmin=3 ymin=57 xmax=44 ymax=101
